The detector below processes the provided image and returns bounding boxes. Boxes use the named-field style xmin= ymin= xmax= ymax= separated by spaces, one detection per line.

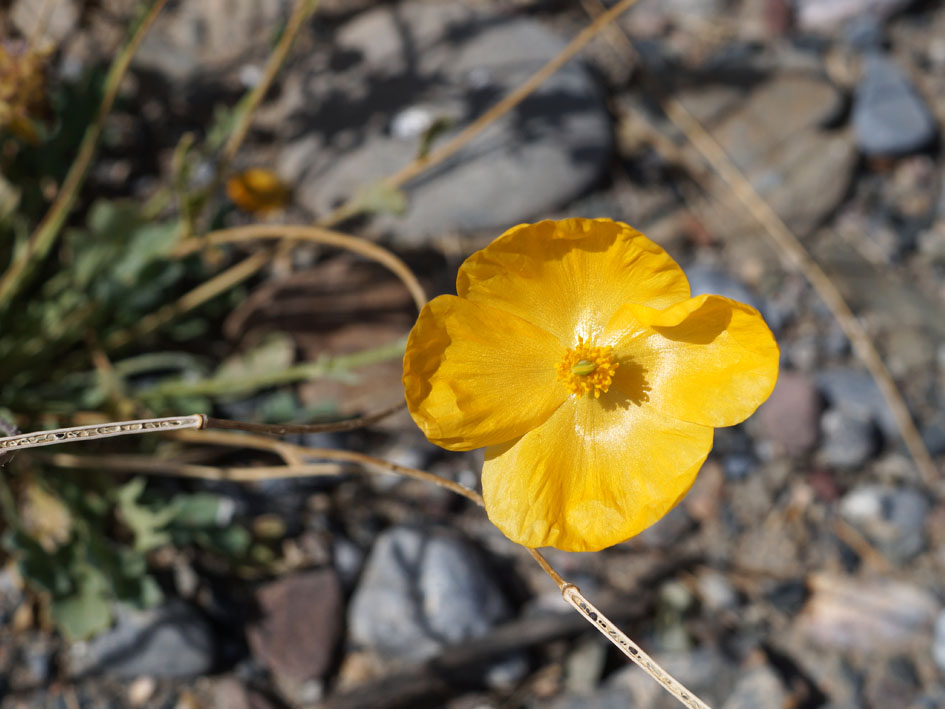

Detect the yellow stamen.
xmin=555 ymin=337 xmax=618 ymax=398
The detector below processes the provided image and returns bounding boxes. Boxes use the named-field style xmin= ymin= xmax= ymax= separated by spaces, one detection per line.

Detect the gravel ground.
xmin=4 ymin=0 xmax=945 ymax=707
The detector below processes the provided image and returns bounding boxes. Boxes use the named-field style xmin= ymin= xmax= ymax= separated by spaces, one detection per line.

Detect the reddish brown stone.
xmin=758 ymin=371 xmax=822 ymax=455
xmin=248 ymin=569 xmax=343 ymax=684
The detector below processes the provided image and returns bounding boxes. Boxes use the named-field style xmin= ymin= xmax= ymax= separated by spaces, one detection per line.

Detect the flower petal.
xmin=457 ymin=219 xmax=690 ymax=343
xmin=605 ymin=294 xmax=779 ymax=428
xmin=481 ymin=392 xmax=713 ymax=551
xmin=403 ymin=295 xmax=566 ymax=451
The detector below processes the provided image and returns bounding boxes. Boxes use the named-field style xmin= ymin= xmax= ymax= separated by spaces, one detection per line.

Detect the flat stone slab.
xmin=275 ymin=1 xmax=613 ymax=243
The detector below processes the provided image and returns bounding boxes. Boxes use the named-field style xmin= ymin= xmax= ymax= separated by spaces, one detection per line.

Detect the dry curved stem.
xmin=174 ymin=427 xmax=483 ymax=503
xmin=106 ymin=223 xmax=426 ymax=349
xmin=580 ymin=0 xmax=938 ymax=490
xmin=203 ymin=401 xmax=406 ymax=437
xmin=41 ymin=452 xmax=344 ymax=480
xmin=176 ymin=224 xmax=428 ymax=311
xmin=0 ymin=0 xmax=169 ymax=311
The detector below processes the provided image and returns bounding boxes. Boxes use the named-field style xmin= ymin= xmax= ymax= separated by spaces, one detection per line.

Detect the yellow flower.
xmin=225 ymin=168 xmax=291 ymax=214
xmin=403 ymin=218 xmax=779 ymax=552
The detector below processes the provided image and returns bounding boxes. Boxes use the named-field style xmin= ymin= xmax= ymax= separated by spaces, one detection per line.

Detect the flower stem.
xmin=562 ymin=585 xmax=712 ymax=709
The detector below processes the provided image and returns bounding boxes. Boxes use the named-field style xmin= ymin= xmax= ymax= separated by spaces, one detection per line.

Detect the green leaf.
xmin=258 ymin=390 xmax=300 ymax=423
xmin=115 ymin=478 xmax=176 ymax=553
xmin=169 ymin=493 xmax=228 ymax=528
xmin=51 ymin=564 xmax=112 ymax=641
xmin=349 ymin=181 xmax=407 ymax=217
xmin=6 ymin=529 xmax=73 ymax=596
xmin=214 ymin=333 xmax=295 ymax=384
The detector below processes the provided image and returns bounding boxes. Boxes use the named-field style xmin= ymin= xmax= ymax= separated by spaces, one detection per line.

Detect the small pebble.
xmin=853 ymin=52 xmax=937 ymax=156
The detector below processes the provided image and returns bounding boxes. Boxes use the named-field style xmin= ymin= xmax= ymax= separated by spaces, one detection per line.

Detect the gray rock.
xmin=484 ymin=652 xmax=529 ymax=690
xmin=638 ymin=505 xmax=693 ymax=547
xmin=933 ymin=611 xmax=945 ymax=674
xmin=135 ymin=0 xmax=292 ymax=82
xmin=722 ymin=664 xmax=788 ymax=709
xmin=332 ymin=536 xmax=366 ymax=590
xmin=864 ymin=656 xmax=921 ymax=708
xmin=71 ymin=600 xmax=215 ymax=679
xmin=921 ymin=410 xmax=945 ymax=456
xmin=685 ymin=267 xmax=782 ymax=333
xmin=247 ymin=569 xmax=344 ymax=684
xmin=696 ymin=570 xmax=738 ymax=612
xmin=23 ymin=644 xmax=54 ymax=684
xmin=799 ymin=573 xmax=939 ymax=653
xmin=845 ymin=15 xmax=884 ymax=50
xmin=918 ymin=223 xmax=945 ymax=265
xmin=563 ymin=636 xmax=609 ymax=695
xmin=815 ymin=368 xmax=898 ymax=438
xmin=853 ymin=52 xmax=937 ymax=157
xmin=839 ymin=485 xmax=929 ymax=562
xmin=688 ymin=75 xmax=855 ymax=241
xmin=723 ymin=453 xmax=755 ymax=480
xmin=276 ymin=2 xmax=612 ymax=243
xmin=818 ymin=409 xmax=877 ymax=468
xmin=796 ymin=0 xmax=914 ymax=33
xmin=757 ymin=371 xmax=822 ymax=455
xmin=348 ymin=526 xmax=511 ymax=663
xmin=549 ymin=686 xmax=635 ymax=709
xmin=0 ymin=568 xmax=23 ymax=625
xmin=711 ymin=75 xmax=845 ymax=171
xmin=686 ymin=267 xmax=764 ymax=312
xmin=10 ymin=0 xmax=79 ymax=47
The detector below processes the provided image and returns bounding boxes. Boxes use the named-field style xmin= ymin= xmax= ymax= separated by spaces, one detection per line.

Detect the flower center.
xmin=555 ymin=337 xmax=618 ymax=398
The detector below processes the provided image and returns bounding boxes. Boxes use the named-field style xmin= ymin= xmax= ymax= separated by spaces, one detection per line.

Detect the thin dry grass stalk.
xmin=0 ymin=0 xmax=169 ymax=310
xmin=181 ymin=224 xmax=428 ymax=310
xmin=580 ymin=0 xmax=939 ymax=491
xmin=561 ymin=585 xmax=712 ymax=709
xmin=106 ymin=223 xmax=427 ymax=349
xmin=217 ymin=0 xmax=321 ymax=180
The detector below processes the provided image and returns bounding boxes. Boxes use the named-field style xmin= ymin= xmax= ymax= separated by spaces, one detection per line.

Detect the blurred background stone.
xmin=348 ymin=525 xmax=511 ymax=663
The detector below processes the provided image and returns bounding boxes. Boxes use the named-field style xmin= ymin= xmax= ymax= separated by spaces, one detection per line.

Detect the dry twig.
xmin=106 ymin=223 xmax=426 ymax=349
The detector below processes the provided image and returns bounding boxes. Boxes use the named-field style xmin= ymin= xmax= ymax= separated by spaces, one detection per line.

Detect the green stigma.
xmin=571 ymin=359 xmax=596 ymax=377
